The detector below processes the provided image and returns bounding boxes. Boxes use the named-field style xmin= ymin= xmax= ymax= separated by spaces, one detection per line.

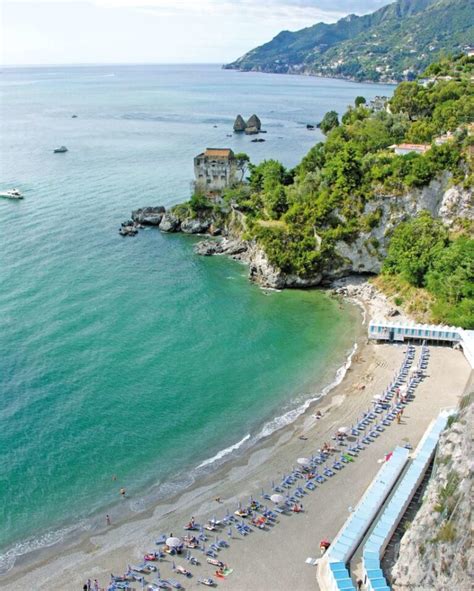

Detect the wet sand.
xmin=3 ymin=334 xmax=471 ymax=590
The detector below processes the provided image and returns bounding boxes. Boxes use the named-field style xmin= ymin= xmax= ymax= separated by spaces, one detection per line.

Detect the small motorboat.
xmin=54 ymin=145 xmax=68 ymax=153
xmin=0 ymin=188 xmax=23 ymax=199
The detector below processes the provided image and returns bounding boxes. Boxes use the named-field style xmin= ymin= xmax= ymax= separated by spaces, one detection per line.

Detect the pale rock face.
xmin=335 ymin=235 xmax=382 ymax=274
xmin=159 ymin=213 xmax=181 ymax=232
xmin=245 ymin=242 xmax=322 ymax=288
xmin=438 ymin=185 xmax=474 ymax=225
xmin=334 ymin=176 xmax=473 ymax=276
xmin=390 ymin=403 xmax=473 ymax=591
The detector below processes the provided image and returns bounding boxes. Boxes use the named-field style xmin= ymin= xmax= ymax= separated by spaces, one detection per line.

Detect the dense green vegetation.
xmin=188 ymin=56 xmax=473 ymax=326
xmin=225 ymin=0 xmax=474 ymax=83
xmin=382 ymin=213 xmax=474 ymax=327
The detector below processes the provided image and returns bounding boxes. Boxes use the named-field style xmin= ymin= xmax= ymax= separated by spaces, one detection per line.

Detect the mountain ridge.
xmin=224 ymin=0 xmax=473 ymax=83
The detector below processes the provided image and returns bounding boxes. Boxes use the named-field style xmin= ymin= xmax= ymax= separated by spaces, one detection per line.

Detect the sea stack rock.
xmin=233 ymin=114 xmax=246 ymax=132
xmin=245 ymin=114 xmax=261 ymax=135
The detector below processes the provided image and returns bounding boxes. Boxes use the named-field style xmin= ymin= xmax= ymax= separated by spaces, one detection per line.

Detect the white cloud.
xmin=2 ymin=0 xmax=392 ymax=65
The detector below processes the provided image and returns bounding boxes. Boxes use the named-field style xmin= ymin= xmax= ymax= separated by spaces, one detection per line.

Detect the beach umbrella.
xmin=166 ymin=537 xmax=181 ymax=548
xmin=373 ymin=395 xmax=382 ymax=402
xmin=270 ymin=493 xmax=285 ymax=504
xmin=297 ymin=457 xmax=311 ymax=467
xmin=338 ymin=426 xmax=349 ymax=434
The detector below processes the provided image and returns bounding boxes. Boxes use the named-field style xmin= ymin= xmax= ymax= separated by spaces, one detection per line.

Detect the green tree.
xmin=426 ymin=237 xmax=474 ymax=304
xmin=383 ymin=212 xmax=449 ymax=286
xmin=390 ymin=82 xmax=431 ymax=121
xmin=234 ymin=152 xmax=250 ymax=182
xmin=355 ymin=96 xmax=366 ymax=107
xmin=249 ymin=159 xmax=288 ymax=192
xmin=318 ymin=110 xmax=339 ymax=134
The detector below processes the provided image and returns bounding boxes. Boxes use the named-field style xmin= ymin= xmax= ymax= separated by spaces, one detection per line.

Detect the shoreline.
xmin=0 ymin=292 xmax=363 ymax=581
xmin=3 ymin=280 xmax=469 ymax=591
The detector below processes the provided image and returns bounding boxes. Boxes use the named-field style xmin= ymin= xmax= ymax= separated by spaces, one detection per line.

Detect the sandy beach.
xmin=2 ymin=284 xmax=472 ymax=591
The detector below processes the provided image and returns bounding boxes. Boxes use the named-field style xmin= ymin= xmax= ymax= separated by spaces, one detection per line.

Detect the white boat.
xmin=0 ymin=188 xmax=23 ymax=200
xmin=54 ymin=145 xmax=68 ymax=153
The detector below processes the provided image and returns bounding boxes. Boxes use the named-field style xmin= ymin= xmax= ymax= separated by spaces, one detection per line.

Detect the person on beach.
xmin=120 ymin=488 xmax=126 ymax=497
xmin=357 ymin=579 xmax=363 ymax=590
xmin=215 ymin=496 xmax=221 ymax=503
xmin=94 ymin=580 xmax=99 ymax=591
xmin=106 ymin=514 xmax=111 ymax=526
xmin=396 ymin=412 xmax=401 ymax=424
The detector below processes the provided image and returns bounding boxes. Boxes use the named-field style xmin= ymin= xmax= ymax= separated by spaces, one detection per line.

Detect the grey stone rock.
xmin=194 ymin=240 xmax=224 ymax=256
xmin=246 ymin=114 xmax=261 ymax=131
xmin=119 ymin=225 xmax=138 ymax=237
xmin=180 ymin=218 xmax=211 ymax=234
xmin=233 ymin=114 xmax=246 ymax=132
xmin=132 ymin=206 xmax=166 ymax=226
xmin=159 ymin=213 xmax=181 ymax=233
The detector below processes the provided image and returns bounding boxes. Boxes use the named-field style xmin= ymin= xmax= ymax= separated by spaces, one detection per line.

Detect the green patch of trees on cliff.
xmin=222 ymin=56 xmax=471 ymax=272
xmin=382 ymin=212 xmax=474 ymax=327
xmin=193 ymin=56 xmax=473 ymax=326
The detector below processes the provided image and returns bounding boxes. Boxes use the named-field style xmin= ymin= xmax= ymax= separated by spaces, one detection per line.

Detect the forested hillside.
xmin=184 ymin=56 xmax=474 ymax=327
xmin=224 ymin=0 xmax=474 ymax=82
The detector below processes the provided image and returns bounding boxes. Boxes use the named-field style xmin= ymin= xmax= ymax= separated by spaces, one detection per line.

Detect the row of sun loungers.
xmin=106 ymin=345 xmax=427 ymax=590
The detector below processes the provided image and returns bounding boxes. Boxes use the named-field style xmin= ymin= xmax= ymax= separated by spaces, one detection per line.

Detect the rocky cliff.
xmin=120 ymin=175 xmax=472 ymax=289
xmin=390 ymin=393 xmax=473 ymax=591
xmin=334 ymin=174 xmax=473 ymax=276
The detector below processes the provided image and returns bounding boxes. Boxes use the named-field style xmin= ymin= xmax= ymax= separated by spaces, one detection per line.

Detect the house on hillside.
xmin=194 ymin=148 xmax=238 ymax=195
xmin=434 ymin=131 xmax=455 ymax=145
xmin=390 ymin=143 xmax=431 ymax=155
xmin=368 ymin=95 xmax=389 ymax=112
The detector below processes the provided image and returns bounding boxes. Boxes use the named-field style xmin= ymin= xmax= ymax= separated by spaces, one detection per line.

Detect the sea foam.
xmin=197 ymin=434 xmax=251 ymax=469
xmin=256 ymin=342 xmax=358 ymax=440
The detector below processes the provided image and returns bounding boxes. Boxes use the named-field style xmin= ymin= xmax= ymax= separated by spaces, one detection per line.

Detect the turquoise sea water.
xmin=0 ymin=64 xmax=393 ymax=570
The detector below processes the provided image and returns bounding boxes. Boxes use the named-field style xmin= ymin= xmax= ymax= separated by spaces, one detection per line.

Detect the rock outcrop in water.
xmin=233 ymin=114 xmax=246 ymax=132
xmin=245 ymin=114 xmax=261 ymax=135
xmin=120 ymin=174 xmax=472 ymax=290
xmin=159 ymin=212 xmax=181 ymax=233
xmin=233 ymin=113 xmax=263 ymax=135
xmin=132 ymin=206 xmax=165 ymax=226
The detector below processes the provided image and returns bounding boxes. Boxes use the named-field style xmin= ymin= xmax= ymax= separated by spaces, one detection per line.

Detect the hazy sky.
xmin=2 ymin=0 xmax=391 ymax=65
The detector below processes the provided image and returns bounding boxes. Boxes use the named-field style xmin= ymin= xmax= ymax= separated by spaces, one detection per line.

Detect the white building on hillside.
xmin=368 ymin=320 xmax=474 ymax=369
